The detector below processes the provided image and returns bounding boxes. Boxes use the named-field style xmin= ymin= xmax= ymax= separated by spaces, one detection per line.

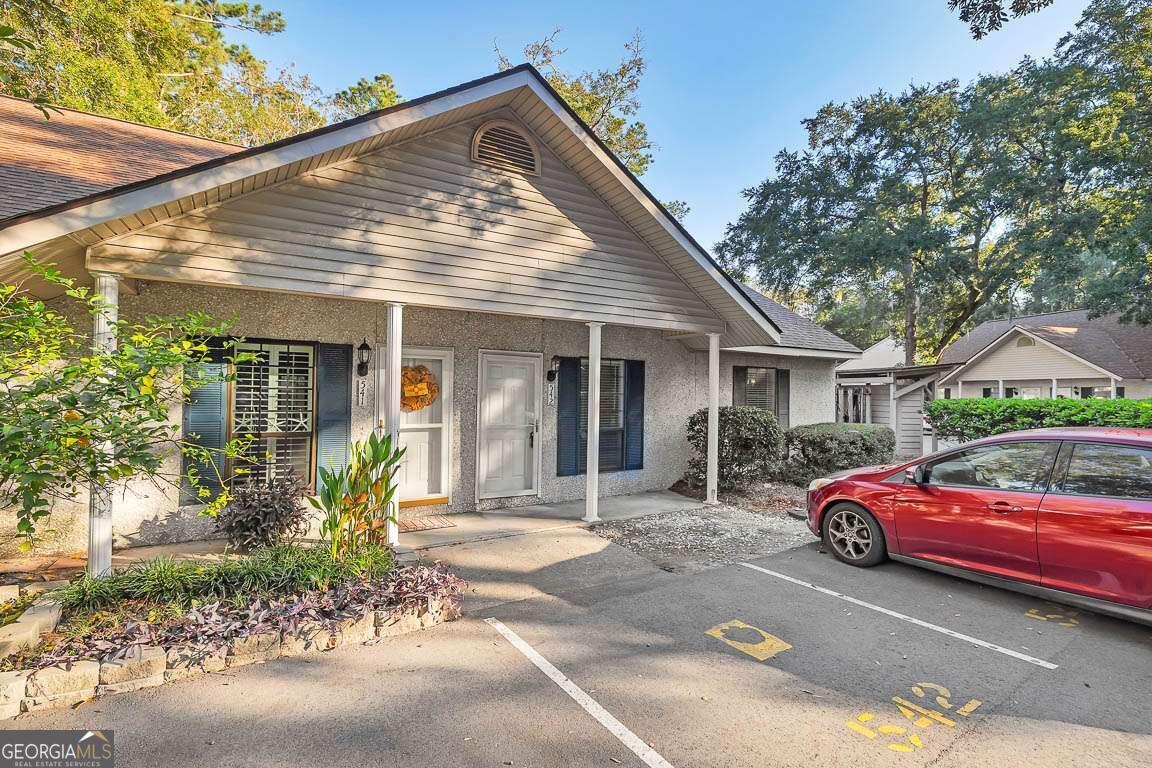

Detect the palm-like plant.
xmin=309 ymin=432 xmax=405 ymax=559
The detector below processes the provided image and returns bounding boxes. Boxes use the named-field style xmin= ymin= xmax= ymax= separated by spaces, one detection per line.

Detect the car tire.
xmin=822 ymin=502 xmax=887 ymax=568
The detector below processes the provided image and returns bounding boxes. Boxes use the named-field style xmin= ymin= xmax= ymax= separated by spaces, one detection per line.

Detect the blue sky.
xmin=240 ymin=0 xmax=1092 ymax=250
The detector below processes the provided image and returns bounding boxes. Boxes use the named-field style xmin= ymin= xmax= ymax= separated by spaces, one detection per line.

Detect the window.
xmin=982 ymin=387 xmax=994 ymax=398
xmin=232 ymin=342 xmax=316 ymax=485
xmin=580 ymin=359 xmax=625 ymax=470
xmin=1117 ymin=386 xmax=1126 ymax=399
xmin=556 ymin=357 xmax=644 ymax=476
xmin=1056 ymin=443 xmax=1152 ymax=499
xmin=471 ymin=120 xmax=540 ymax=175
xmin=925 ymin=441 xmax=1059 ymax=492
xmin=1004 ymin=387 xmax=1019 ymax=398
xmin=394 ymin=349 xmax=453 ymax=503
xmin=732 ymin=366 xmax=776 ymax=411
xmin=1078 ymin=386 xmax=1097 ymax=399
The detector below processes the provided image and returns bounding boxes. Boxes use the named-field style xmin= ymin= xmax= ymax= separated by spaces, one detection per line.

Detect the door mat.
xmin=399 ymin=515 xmax=458 ymax=533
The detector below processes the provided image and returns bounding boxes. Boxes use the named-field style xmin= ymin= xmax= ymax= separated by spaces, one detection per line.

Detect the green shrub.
xmin=784 ymin=422 xmax=896 ymax=477
xmin=55 ymin=543 xmax=394 ymax=613
xmin=685 ymin=406 xmax=784 ymax=490
xmin=925 ymin=397 xmax=1152 ymax=442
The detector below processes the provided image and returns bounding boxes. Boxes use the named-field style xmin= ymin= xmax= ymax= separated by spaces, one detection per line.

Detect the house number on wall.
xmin=356 ymin=378 xmax=367 ymax=407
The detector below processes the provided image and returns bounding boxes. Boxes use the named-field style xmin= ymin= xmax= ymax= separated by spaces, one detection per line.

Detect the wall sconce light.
xmin=546 ymin=355 xmax=560 ymax=382
xmin=357 ymin=339 xmax=372 ymax=377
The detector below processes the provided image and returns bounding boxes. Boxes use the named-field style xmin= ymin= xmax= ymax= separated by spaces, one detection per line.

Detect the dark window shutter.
xmin=556 ymin=357 xmax=581 ymax=477
xmin=315 ymin=343 xmax=352 ymax=492
xmin=732 ymin=366 xmax=748 ymax=406
xmin=775 ymin=369 xmax=791 ymax=429
xmin=181 ymin=362 xmax=227 ymax=504
xmin=624 ymin=360 xmax=645 ymax=470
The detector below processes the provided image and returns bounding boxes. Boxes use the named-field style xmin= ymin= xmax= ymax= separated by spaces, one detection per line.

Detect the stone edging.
xmin=0 ymin=597 xmax=460 ymax=719
xmin=0 ymin=582 xmax=69 ymax=660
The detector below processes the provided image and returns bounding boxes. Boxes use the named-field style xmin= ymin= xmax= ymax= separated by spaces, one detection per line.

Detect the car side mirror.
xmin=905 ymin=466 xmax=925 ymax=485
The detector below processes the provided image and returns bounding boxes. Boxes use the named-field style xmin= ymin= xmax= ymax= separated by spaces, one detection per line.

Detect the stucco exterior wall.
xmin=2 ymin=282 xmax=837 ymax=558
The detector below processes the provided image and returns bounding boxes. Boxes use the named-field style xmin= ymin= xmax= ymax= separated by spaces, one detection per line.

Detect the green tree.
xmin=0 ymin=257 xmax=250 ymax=554
xmin=949 ymin=0 xmax=1057 ymax=38
xmin=717 ymin=76 xmax=1067 ymax=364
xmin=0 ymin=1 xmax=399 ymax=145
xmin=327 ymin=73 xmax=402 ymax=122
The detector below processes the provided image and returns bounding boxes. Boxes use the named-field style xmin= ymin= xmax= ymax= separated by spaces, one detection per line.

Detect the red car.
xmin=805 ymin=427 xmax=1152 ymax=625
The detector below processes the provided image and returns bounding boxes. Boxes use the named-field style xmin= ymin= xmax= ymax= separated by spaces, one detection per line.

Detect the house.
xmin=936 ymin=310 xmax=1152 ymax=400
xmin=835 ymin=340 xmax=952 ymax=458
xmin=0 ymin=67 xmax=857 ymax=563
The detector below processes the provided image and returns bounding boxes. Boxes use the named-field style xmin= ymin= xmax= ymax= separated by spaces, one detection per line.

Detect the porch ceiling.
xmin=0 ymin=66 xmax=780 ymax=347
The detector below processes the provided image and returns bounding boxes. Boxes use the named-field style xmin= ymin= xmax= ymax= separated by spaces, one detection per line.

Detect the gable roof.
xmin=939 ymin=309 xmax=1152 ymax=379
xmin=837 ymin=337 xmax=905 ymax=371
xmin=736 ymin=284 xmax=860 ymax=354
xmin=0 ymin=96 xmax=238 ymax=221
xmin=0 ymin=66 xmax=782 ymax=348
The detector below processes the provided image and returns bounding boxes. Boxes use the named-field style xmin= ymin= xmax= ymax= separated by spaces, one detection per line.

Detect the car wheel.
xmin=822 ymin=502 xmax=887 ymax=567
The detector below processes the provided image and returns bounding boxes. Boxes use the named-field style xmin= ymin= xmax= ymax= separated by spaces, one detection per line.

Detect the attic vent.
xmin=1016 ymin=336 xmax=1036 ymax=348
xmin=471 ymin=121 xmax=539 ymax=175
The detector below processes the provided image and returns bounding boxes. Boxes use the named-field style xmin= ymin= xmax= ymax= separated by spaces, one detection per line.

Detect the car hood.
xmin=828 ymin=464 xmax=898 ymax=480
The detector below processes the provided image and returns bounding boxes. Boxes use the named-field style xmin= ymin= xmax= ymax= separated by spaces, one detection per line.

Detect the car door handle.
xmin=987 ymin=501 xmax=1023 ymax=513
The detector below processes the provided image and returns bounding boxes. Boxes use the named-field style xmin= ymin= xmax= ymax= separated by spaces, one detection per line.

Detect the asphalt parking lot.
xmin=9 ymin=530 xmax=1151 ymax=767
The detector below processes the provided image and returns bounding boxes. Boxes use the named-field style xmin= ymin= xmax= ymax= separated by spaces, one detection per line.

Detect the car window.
xmin=925 ymin=442 xmax=1058 ymax=492
xmin=1057 ymin=443 xmax=1152 ymax=500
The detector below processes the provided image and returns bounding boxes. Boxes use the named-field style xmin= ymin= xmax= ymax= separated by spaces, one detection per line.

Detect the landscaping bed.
xmin=0 ymin=544 xmax=466 ymax=718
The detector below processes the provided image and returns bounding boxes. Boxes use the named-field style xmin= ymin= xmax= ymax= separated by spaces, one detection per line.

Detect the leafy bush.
xmin=309 ymin=432 xmax=405 ymax=558
xmin=29 ymin=564 xmax=466 ymax=669
xmin=784 ymin=422 xmax=896 ymax=477
xmin=54 ymin=543 xmax=394 ymax=612
xmin=925 ymin=397 xmax=1152 ymax=442
xmin=685 ymin=406 xmax=784 ymax=490
xmin=216 ymin=473 xmax=311 ymax=551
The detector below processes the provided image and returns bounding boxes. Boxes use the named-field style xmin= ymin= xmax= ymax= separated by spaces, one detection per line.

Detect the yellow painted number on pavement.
xmin=1025 ymin=604 xmax=1080 ymax=627
xmin=705 ymin=620 xmax=792 ymax=661
xmin=846 ymin=682 xmax=982 ymax=753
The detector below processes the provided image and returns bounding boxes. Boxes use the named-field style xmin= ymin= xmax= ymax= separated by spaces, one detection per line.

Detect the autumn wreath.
xmin=401 ymin=365 xmax=440 ymax=412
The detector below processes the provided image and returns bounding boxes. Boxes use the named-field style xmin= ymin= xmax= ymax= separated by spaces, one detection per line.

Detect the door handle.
xmin=987 ymin=501 xmax=1022 ymax=513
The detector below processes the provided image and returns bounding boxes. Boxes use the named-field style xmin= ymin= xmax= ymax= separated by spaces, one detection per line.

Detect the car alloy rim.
xmin=828 ymin=508 xmax=872 ymax=560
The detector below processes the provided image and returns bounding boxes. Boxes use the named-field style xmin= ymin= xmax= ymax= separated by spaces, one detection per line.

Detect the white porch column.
xmin=997 ymin=379 xmax=1005 ymax=398
xmin=88 ymin=272 xmax=119 ymax=577
xmin=1051 ymin=378 xmax=1058 ymax=398
xmin=705 ymin=332 xmax=720 ymax=505
xmin=583 ymin=322 xmax=604 ymax=522
xmin=864 ymin=387 xmax=873 ymax=423
xmin=1110 ymin=378 xmax=1119 ymax=399
xmin=384 ymin=302 xmax=403 ymax=546
xmin=957 ymin=380 xmax=964 ymax=398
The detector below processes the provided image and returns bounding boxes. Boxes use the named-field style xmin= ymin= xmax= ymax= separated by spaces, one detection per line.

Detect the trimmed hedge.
xmin=784 ymin=422 xmax=896 ymax=475
xmin=925 ymin=397 xmax=1152 ymax=442
xmin=685 ymin=406 xmax=783 ymax=490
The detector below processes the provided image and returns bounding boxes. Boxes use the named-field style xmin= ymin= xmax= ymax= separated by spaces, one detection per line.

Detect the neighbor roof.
xmin=939 ymin=309 xmax=1152 ymax=379
xmin=0 ymin=66 xmax=784 ymax=348
xmin=737 ymin=284 xmax=860 ymax=354
xmin=0 ymin=96 xmax=238 ymax=221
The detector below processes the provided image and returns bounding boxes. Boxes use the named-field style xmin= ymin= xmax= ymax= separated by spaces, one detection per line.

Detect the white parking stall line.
xmin=484 ymin=617 xmax=676 ymax=768
xmin=738 ymin=562 xmax=1059 ymax=670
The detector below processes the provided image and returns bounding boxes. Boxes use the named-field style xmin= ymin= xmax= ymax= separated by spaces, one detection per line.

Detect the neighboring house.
xmin=836 ymin=339 xmax=951 ymax=459
xmin=0 ymin=67 xmax=855 ymax=558
xmin=936 ymin=310 xmax=1152 ymax=400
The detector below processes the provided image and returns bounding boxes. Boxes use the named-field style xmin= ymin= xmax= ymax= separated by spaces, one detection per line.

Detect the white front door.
xmin=477 ymin=351 xmax=541 ymax=499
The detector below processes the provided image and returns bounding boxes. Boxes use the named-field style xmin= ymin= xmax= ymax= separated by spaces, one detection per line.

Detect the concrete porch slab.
xmin=395 ymin=490 xmax=703 ymax=554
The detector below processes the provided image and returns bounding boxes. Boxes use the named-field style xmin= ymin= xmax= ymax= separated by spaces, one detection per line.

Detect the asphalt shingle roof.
xmin=0 ymin=96 xmax=238 ymax=221
xmin=737 ymin=284 xmax=860 ymax=354
xmin=939 ymin=309 xmax=1152 ymax=378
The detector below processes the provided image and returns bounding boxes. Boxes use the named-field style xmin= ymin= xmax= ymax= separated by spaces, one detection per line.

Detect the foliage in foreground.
xmin=0 ymin=256 xmax=251 ymax=548
xmin=53 ymin=544 xmax=394 ymax=613
xmin=310 ymin=433 xmax=405 ymax=560
xmin=216 ymin=473 xmax=311 ymax=551
xmin=18 ymin=562 xmax=465 ymax=671
xmin=925 ymin=397 xmax=1152 ymax=441
xmin=685 ymin=407 xmax=784 ymax=491
xmin=783 ymin=423 xmax=897 ymax=478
